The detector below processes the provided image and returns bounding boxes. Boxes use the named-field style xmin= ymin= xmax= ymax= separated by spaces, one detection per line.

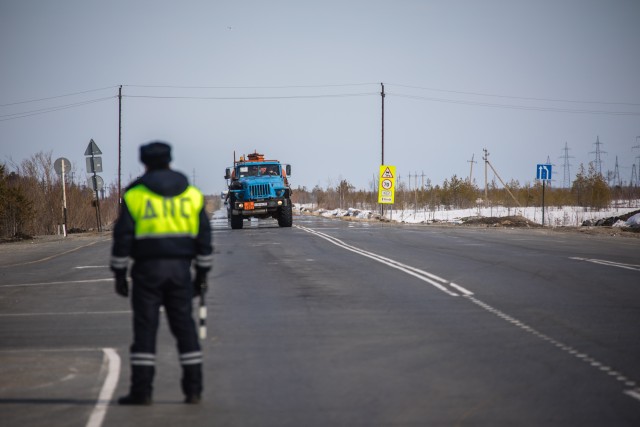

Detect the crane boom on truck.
xmin=224 ymin=151 xmax=292 ymax=230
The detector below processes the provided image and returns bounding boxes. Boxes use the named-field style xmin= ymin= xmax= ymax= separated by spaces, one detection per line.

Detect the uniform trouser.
xmin=129 ymin=258 xmax=202 ymax=397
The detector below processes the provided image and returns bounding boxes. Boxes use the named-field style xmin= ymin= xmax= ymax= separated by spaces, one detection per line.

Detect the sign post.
xmin=54 ymin=157 xmax=71 ymax=236
xmin=85 ymin=139 xmax=103 ymax=232
xmin=536 ymin=164 xmax=552 ymax=226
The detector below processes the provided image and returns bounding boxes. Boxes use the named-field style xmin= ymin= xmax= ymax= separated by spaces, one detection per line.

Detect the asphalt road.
xmin=0 ymin=213 xmax=639 ymax=426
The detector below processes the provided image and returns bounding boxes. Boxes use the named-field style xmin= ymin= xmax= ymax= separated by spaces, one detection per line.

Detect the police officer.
xmin=110 ymin=141 xmax=213 ymax=405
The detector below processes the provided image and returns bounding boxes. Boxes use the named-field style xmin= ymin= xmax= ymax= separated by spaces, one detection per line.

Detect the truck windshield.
xmin=259 ymin=165 xmax=280 ymax=176
xmin=237 ymin=165 xmax=259 ymax=177
xmin=237 ymin=164 xmax=280 ymax=177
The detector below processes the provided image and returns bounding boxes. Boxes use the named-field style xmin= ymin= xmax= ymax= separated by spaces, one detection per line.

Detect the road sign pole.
xmin=61 ymin=161 xmax=68 ymax=237
xmin=91 ymin=154 xmax=102 ymax=232
xmin=542 ymin=180 xmax=545 ymax=227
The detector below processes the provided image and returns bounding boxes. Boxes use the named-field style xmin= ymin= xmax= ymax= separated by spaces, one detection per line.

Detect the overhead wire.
xmin=0 ymin=86 xmax=118 ymax=107
xmin=389 ymin=93 xmax=640 ymax=116
xmin=124 ymin=83 xmax=379 ymax=90
xmin=1 ymin=83 xmax=639 ymax=122
xmin=123 ymin=93 xmax=378 ymax=100
xmin=388 ymin=83 xmax=640 ymax=107
xmin=0 ymin=97 xmax=115 ymax=122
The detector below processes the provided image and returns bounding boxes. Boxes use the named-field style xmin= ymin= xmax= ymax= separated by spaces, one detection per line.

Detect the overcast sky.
xmin=2 ymin=0 xmax=639 ymax=196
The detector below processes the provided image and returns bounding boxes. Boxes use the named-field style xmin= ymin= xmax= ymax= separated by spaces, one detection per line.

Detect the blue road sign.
xmin=536 ymin=164 xmax=552 ymax=181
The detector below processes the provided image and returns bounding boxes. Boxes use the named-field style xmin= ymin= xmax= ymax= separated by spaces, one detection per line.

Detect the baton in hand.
xmin=198 ymin=289 xmax=207 ymax=340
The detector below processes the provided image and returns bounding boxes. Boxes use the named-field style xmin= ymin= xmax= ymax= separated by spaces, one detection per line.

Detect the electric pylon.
xmin=559 ymin=142 xmax=573 ymax=188
xmin=590 ymin=136 xmax=606 ymax=176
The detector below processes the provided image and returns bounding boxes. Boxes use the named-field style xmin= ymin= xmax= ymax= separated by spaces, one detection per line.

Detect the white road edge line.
xmin=86 ymin=348 xmax=121 ymax=427
xmin=75 ymin=266 xmax=109 ymax=269
xmin=569 ymin=257 xmax=640 ymax=272
xmin=296 ymin=225 xmax=473 ymax=296
xmin=449 ymin=282 xmax=474 ymax=296
xmin=625 ymin=389 xmax=640 ymax=402
xmin=468 ymin=296 xmax=640 ymax=404
xmin=0 ymin=310 xmax=131 ymax=317
xmin=0 ymin=278 xmax=113 ymax=288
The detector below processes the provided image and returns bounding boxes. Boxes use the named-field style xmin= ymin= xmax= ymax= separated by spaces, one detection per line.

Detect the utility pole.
xmin=381 ymin=83 xmax=385 ymax=166
xmin=467 ymin=153 xmax=477 ymax=184
xmin=483 ymin=148 xmax=489 ymax=202
xmin=633 ymin=137 xmax=640 ymax=187
xmin=118 ymin=85 xmax=122 ymax=203
xmin=485 ymin=158 xmax=521 ymax=207
xmin=380 ymin=82 xmax=385 ymax=217
xmin=483 ymin=148 xmax=520 ymax=207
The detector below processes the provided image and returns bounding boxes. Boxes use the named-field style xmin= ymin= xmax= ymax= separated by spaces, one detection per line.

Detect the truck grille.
xmin=249 ymin=183 xmax=270 ymax=198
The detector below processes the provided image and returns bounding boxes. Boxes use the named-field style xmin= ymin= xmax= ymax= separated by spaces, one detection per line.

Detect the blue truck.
xmin=224 ymin=152 xmax=293 ymax=229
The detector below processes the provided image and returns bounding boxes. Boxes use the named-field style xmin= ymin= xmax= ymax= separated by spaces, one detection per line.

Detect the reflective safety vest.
xmin=124 ymin=185 xmax=203 ymax=239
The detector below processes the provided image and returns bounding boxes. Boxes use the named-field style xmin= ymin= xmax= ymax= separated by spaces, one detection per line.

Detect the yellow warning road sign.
xmin=378 ymin=165 xmax=396 ymax=204
xmin=381 ymin=166 xmax=394 ymax=179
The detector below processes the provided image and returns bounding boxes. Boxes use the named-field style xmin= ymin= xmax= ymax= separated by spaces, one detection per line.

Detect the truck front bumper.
xmin=232 ymin=198 xmax=289 ymax=216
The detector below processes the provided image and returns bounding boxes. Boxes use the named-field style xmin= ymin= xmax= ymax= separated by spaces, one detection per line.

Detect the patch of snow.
xmin=627 ymin=213 xmax=640 ymax=226
xmin=295 ymin=203 xmax=640 ymax=227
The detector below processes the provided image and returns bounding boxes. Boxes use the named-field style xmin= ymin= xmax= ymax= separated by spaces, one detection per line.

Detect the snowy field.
xmin=299 ymin=201 xmax=640 ymax=228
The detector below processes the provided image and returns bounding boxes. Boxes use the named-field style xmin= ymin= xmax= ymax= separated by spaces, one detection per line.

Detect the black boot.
xmin=120 ymin=364 xmax=154 ymax=405
xmin=184 ymin=394 xmax=201 ymax=404
xmin=118 ymin=393 xmax=152 ymax=405
xmin=181 ymin=363 xmax=202 ymax=404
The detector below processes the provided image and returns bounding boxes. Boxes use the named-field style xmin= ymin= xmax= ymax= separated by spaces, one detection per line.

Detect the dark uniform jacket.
xmin=111 ymin=169 xmax=212 ymax=272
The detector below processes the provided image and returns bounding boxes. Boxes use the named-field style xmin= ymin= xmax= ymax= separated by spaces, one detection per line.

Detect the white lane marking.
xmin=0 ymin=347 xmax=110 ymax=354
xmin=86 ymin=348 xmax=121 ymax=427
xmin=296 ymin=225 xmax=472 ymax=297
xmin=0 ymin=310 xmax=130 ymax=317
xmin=626 ymin=390 xmax=640 ymax=402
xmin=449 ymin=282 xmax=474 ymax=296
xmin=0 ymin=239 xmax=107 ymax=268
xmin=0 ymin=278 xmax=113 ymax=288
xmin=75 ymin=266 xmax=109 ymax=269
xmin=468 ymin=296 xmax=640 ymax=404
xmin=570 ymin=257 xmax=640 ymax=272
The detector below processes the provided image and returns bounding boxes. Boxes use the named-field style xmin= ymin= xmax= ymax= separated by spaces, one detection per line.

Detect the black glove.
xmin=113 ymin=269 xmax=129 ymax=297
xmin=193 ymin=269 xmax=208 ymax=297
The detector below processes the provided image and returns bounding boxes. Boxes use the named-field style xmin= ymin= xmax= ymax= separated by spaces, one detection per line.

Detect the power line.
xmin=388 ymin=83 xmax=640 ymax=107
xmin=124 ymin=83 xmax=379 ymax=90
xmin=389 ymin=93 xmax=640 ymax=116
xmin=123 ymin=93 xmax=378 ymax=100
xmin=0 ymin=97 xmax=115 ymax=122
xmin=0 ymin=86 xmax=118 ymax=107
xmin=3 ymin=82 xmax=639 ymax=123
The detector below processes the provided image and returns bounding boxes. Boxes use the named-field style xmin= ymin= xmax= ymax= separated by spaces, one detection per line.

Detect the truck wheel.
xmin=277 ymin=203 xmax=293 ymax=227
xmin=230 ymin=214 xmax=244 ymax=229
